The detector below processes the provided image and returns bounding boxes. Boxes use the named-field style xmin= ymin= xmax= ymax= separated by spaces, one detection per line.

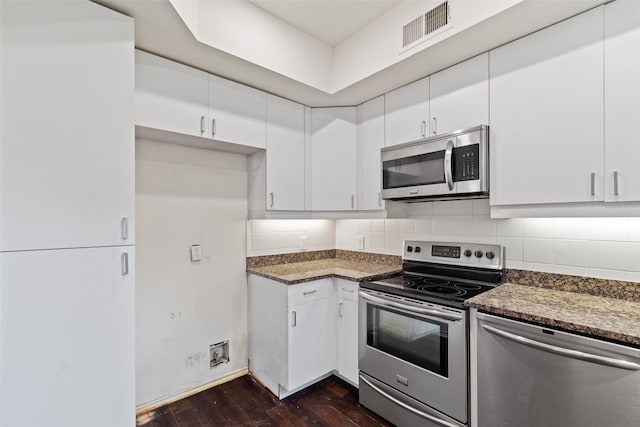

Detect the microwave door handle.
xmin=444 ymin=140 xmax=454 ymax=190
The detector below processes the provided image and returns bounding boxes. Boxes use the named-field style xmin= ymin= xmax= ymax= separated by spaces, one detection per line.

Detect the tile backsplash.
xmin=247 ymin=200 xmax=640 ymax=283
xmin=247 ymin=219 xmax=335 ymax=256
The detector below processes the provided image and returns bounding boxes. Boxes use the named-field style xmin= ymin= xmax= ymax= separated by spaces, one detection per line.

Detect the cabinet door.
xmin=288 ymin=297 xmax=333 ymax=390
xmin=311 ymin=107 xmax=357 ymax=211
xmin=604 ymin=0 xmax=640 ymax=202
xmin=384 ymin=77 xmax=429 ymax=146
xmin=209 ymin=75 xmax=266 ymax=148
xmin=0 ymin=247 xmax=135 ymax=427
xmin=357 ymin=96 xmax=385 ymax=211
xmin=266 ymin=95 xmax=305 ymax=210
xmin=337 ymin=281 xmax=359 ymax=386
xmin=430 ymin=53 xmax=489 ymax=135
xmin=490 ymin=7 xmax=604 ymax=206
xmin=135 ymin=50 xmax=209 ymax=138
xmin=0 ymin=0 xmax=135 ymax=251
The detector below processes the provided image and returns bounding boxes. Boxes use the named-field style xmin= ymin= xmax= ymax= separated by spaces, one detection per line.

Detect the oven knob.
xmin=474 ymin=250 xmax=484 ymax=258
xmin=486 ymin=251 xmax=495 ymax=260
xmin=407 ymin=246 xmax=413 ymax=252
xmin=464 ymin=249 xmax=472 ymax=257
xmin=414 ymin=246 xmax=421 ymax=253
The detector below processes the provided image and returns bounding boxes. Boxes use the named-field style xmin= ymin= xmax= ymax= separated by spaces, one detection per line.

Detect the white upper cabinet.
xmin=266 ymin=95 xmax=305 ymax=211
xmin=135 ymin=50 xmax=209 ymax=138
xmin=604 ymin=0 xmax=640 ymax=202
xmin=0 ymin=1 xmax=135 ymax=251
xmin=384 ymin=77 xmax=430 ymax=146
xmin=209 ymin=75 xmax=266 ymax=149
xmin=490 ymin=6 xmax=604 ymax=206
xmin=135 ymin=51 xmax=266 ymax=149
xmin=311 ymin=107 xmax=358 ymax=211
xmin=429 ymin=53 xmax=489 ymax=135
xmin=357 ymin=96 xmax=385 ymax=211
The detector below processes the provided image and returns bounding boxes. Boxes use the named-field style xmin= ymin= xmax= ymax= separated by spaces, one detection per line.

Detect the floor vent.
xmin=402 ymin=1 xmax=452 ymax=51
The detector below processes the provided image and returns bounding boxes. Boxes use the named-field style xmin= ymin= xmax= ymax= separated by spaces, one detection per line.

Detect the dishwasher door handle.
xmin=481 ymin=323 xmax=640 ymax=371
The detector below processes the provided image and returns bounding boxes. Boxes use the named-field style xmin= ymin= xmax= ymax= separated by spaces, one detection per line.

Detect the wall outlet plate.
xmin=190 ymin=244 xmax=202 ymax=262
xmin=299 ymin=235 xmax=308 ymax=251
xmin=357 ymin=235 xmax=365 ymax=251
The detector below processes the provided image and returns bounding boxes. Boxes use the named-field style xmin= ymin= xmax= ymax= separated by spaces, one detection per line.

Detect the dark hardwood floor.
xmin=137 ymin=375 xmax=393 ymax=427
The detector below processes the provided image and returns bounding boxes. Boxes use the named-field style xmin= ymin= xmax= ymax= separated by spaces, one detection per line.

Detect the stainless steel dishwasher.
xmin=476 ymin=312 xmax=640 ymax=427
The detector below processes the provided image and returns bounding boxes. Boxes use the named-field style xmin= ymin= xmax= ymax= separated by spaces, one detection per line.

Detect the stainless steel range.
xmin=359 ymin=240 xmax=504 ymax=427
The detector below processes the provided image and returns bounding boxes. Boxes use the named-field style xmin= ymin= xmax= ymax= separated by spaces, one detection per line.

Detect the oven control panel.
xmin=404 ymin=240 xmax=503 ymax=269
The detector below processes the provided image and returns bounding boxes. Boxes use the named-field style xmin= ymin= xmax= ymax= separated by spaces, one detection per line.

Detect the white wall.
xmin=135 ymin=139 xmax=248 ymax=408
xmin=247 ymin=219 xmax=335 ymax=257
xmin=336 ymin=199 xmax=640 ymax=283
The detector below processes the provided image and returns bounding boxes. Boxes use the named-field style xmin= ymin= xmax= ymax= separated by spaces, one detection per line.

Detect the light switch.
xmin=190 ymin=244 xmax=202 ymax=262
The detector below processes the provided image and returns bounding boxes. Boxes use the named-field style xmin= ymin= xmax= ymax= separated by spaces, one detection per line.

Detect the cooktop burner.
xmin=360 ymin=240 xmax=504 ymax=308
xmin=368 ymin=273 xmax=497 ymax=302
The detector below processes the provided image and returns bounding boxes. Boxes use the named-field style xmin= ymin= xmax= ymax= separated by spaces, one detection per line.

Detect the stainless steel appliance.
xmin=476 ymin=312 xmax=640 ymax=427
xmin=381 ymin=125 xmax=488 ymax=201
xmin=359 ymin=240 xmax=503 ymax=427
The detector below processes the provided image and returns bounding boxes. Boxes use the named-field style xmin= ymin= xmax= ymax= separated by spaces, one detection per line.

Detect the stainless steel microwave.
xmin=381 ymin=125 xmax=489 ymax=201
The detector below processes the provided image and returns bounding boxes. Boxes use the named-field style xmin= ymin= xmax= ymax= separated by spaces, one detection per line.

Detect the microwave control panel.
xmin=453 ymin=144 xmax=479 ymax=182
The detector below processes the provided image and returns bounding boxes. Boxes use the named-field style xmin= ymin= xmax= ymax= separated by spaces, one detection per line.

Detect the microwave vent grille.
xmin=402 ymin=1 xmax=451 ymax=50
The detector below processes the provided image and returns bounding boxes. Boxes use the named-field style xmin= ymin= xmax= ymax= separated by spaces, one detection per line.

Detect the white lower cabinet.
xmin=336 ymin=279 xmax=359 ymax=386
xmin=248 ymin=275 xmax=360 ymax=398
xmin=0 ymin=247 xmax=135 ymax=427
xmin=248 ymin=276 xmax=335 ymax=398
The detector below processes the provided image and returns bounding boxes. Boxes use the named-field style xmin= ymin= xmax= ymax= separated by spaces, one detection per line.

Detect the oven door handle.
xmin=359 ymin=375 xmax=462 ymax=427
xmin=359 ymin=291 xmax=463 ymax=321
xmin=444 ymin=139 xmax=454 ymax=191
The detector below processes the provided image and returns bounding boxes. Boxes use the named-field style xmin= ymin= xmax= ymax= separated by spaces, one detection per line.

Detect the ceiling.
xmin=95 ymin=0 xmax=606 ymax=107
xmin=249 ymin=0 xmax=401 ymax=46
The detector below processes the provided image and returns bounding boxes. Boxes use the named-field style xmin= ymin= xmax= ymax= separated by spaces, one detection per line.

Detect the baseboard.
xmin=135 ymin=368 xmax=249 ymax=415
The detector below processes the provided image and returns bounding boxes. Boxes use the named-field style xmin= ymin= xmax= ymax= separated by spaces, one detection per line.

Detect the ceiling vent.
xmin=401 ymin=1 xmax=452 ymax=51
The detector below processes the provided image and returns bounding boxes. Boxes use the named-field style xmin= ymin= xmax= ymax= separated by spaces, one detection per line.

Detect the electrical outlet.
xmin=299 ymin=235 xmax=308 ymax=251
xmin=357 ymin=235 xmax=365 ymax=250
xmin=210 ymin=340 xmax=230 ymax=367
xmin=190 ymin=244 xmax=202 ymax=262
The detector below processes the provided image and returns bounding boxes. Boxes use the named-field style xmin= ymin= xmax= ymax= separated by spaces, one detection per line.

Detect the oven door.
xmin=359 ymin=289 xmax=468 ymax=424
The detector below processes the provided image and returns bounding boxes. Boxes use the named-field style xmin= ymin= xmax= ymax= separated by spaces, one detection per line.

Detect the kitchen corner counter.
xmin=247 ymin=258 xmax=402 ymax=285
xmin=466 ymin=283 xmax=640 ymax=347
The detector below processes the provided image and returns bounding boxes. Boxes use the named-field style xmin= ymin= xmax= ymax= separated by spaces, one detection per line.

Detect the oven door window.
xmin=382 ymin=150 xmax=445 ymax=189
xmin=367 ymin=304 xmax=448 ymax=377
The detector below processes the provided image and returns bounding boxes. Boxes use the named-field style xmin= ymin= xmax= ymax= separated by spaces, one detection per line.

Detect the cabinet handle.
xmin=339 ymin=302 xmax=344 ymax=317
xmin=121 ymin=252 xmax=129 ymax=276
xmin=378 ymin=192 xmax=383 ymax=207
xmin=200 ymin=116 xmax=205 ymax=135
xmin=211 ymin=118 xmax=216 ymax=137
xmin=292 ymin=311 xmax=297 ymax=327
xmin=343 ymin=288 xmax=355 ymax=293
xmin=351 ymin=194 xmax=355 ymax=209
xmin=121 ymin=217 xmax=129 ymax=241
xmin=590 ymin=172 xmax=596 ymax=196
xmin=432 ymin=117 xmax=437 ymax=135
xmin=613 ymin=171 xmax=619 ymax=196
xmin=269 ymin=192 xmax=274 ymax=208
xmin=421 ymin=120 xmax=427 ymax=137
xmin=303 ymin=290 xmax=317 ymax=296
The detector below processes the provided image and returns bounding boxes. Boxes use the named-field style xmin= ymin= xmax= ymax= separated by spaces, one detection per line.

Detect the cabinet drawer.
xmin=288 ymin=280 xmax=328 ymax=306
xmin=339 ymin=282 xmax=359 ymax=303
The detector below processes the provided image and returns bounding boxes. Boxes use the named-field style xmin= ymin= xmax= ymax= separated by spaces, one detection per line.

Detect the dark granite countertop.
xmin=466 ymin=283 xmax=640 ymax=347
xmin=247 ymin=257 xmax=402 ymax=285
